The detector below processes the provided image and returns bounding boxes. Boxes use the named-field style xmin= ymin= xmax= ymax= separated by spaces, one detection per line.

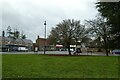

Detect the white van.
xmin=18 ymin=47 xmax=28 ymax=52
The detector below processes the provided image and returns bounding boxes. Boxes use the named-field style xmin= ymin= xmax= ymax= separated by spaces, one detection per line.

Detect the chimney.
xmin=37 ymin=35 xmax=39 ymax=39
xmin=2 ymin=31 xmax=5 ymax=37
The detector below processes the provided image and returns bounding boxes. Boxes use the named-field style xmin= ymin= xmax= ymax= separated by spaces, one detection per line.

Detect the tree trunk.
xmin=105 ymin=42 xmax=109 ymax=56
xmin=105 ymin=48 xmax=108 ymax=56
xmin=104 ymin=38 xmax=109 ymax=56
xmin=75 ymin=39 xmax=77 ymax=51
xmin=67 ymin=45 xmax=71 ymax=55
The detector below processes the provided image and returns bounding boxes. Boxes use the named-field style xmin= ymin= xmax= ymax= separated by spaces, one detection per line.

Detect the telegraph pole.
xmin=44 ymin=21 xmax=46 ymax=54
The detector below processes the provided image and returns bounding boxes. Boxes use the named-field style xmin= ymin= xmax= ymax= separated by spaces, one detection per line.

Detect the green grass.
xmin=0 ymin=54 xmax=2 ymax=78
xmin=2 ymin=54 xmax=119 ymax=78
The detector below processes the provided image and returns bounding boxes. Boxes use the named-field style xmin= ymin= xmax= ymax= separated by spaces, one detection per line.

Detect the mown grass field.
xmin=2 ymin=54 xmax=119 ymax=78
xmin=0 ymin=54 xmax=2 ymax=78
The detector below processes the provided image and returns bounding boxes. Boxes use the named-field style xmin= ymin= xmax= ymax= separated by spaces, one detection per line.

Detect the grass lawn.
xmin=2 ymin=54 xmax=119 ymax=78
xmin=0 ymin=54 xmax=2 ymax=78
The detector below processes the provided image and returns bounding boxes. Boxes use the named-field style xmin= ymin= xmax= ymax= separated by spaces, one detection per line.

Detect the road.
xmin=0 ymin=51 xmax=119 ymax=56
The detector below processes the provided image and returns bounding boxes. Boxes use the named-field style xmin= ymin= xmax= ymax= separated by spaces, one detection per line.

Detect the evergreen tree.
xmin=96 ymin=2 xmax=120 ymax=48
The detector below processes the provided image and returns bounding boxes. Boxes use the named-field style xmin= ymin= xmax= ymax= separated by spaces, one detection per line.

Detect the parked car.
xmin=112 ymin=50 xmax=120 ymax=54
xmin=18 ymin=47 xmax=28 ymax=52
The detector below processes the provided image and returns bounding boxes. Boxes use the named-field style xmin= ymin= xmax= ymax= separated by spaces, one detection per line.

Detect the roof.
xmin=0 ymin=36 xmax=33 ymax=45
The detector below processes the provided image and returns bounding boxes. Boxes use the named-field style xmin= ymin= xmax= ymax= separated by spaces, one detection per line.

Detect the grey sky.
xmin=1 ymin=0 xmax=98 ymax=43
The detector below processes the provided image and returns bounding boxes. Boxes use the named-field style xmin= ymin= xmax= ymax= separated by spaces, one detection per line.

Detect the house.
xmin=34 ymin=36 xmax=49 ymax=51
xmin=34 ymin=36 xmax=55 ymax=51
xmin=0 ymin=36 xmax=33 ymax=52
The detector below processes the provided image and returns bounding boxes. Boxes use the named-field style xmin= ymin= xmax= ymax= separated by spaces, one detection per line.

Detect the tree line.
xmin=2 ymin=26 xmax=26 ymax=39
xmin=48 ymin=2 xmax=120 ymax=56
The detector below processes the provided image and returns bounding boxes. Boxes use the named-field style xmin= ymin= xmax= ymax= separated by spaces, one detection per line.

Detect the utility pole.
xmin=44 ymin=21 xmax=47 ymax=54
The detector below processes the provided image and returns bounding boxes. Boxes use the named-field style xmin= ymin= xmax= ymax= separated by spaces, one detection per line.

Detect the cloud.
xmin=1 ymin=0 xmax=98 ymax=42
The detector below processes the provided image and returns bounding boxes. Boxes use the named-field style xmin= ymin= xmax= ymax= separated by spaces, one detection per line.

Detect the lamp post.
xmin=44 ymin=21 xmax=47 ymax=54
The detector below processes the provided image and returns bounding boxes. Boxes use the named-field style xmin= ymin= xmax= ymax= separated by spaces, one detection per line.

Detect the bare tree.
xmin=72 ymin=23 xmax=87 ymax=51
xmin=85 ymin=16 xmax=111 ymax=56
xmin=6 ymin=26 xmax=27 ymax=39
xmin=21 ymin=31 xmax=26 ymax=39
xmin=49 ymin=19 xmax=87 ymax=55
xmin=7 ymin=26 xmax=12 ymax=37
xmin=14 ymin=29 xmax=20 ymax=39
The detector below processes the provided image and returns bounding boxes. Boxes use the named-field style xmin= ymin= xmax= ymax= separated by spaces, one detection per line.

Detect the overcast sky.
xmin=1 ymin=0 xmax=99 ymax=43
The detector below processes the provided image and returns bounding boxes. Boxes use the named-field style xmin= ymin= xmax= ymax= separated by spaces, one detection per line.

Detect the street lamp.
xmin=44 ymin=21 xmax=47 ymax=54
